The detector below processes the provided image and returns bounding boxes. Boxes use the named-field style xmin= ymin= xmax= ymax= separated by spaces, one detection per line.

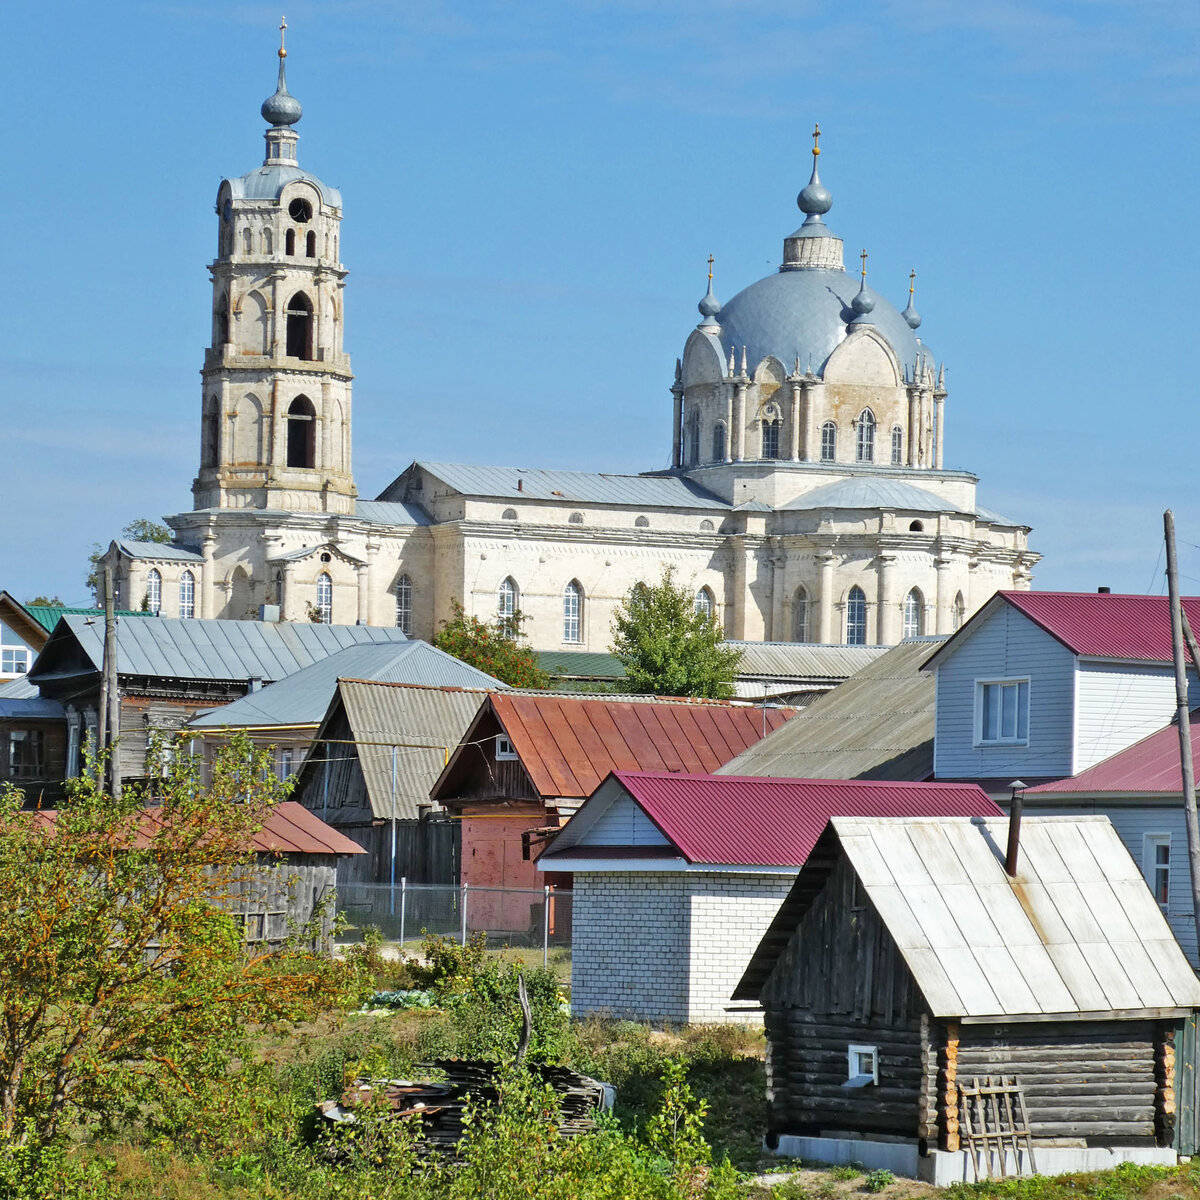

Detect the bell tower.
xmin=193 ymin=21 xmax=356 ymax=515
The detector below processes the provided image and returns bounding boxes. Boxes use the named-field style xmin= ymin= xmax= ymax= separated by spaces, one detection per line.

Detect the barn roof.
xmin=439 ymin=693 xmax=794 ymax=802
xmin=736 ymin=815 xmax=1200 ymax=1019
xmin=539 ymin=771 xmax=1000 ymax=870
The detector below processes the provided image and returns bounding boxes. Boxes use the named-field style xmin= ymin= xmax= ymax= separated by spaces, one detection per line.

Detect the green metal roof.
xmin=24 ymin=605 xmax=145 ymax=634
xmin=536 ymin=650 xmax=626 ymax=680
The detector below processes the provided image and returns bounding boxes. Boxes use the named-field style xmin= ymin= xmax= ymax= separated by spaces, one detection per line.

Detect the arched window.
xmin=262 ymin=227 xmax=273 ymax=254
xmin=891 ymin=425 xmax=904 ymax=466
xmin=242 ymin=227 xmax=253 ymax=254
xmin=285 ymin=292 xmax=313 ymax=360
xmin=686 ymin=411 xmax=700 ymax=465
xmin=202 ymin=401 xmax=220 ymax=468
xmin=762 ymin=419 xmax=781 ymax=459
xmin=712 ymin=422 xmax=727 ymax=462
xmin=305 ymin=230 xmax=317 ymax=258
xmin=821 ymin=421 xmax=837 ymax=462
xmin=501 ymin=508 xmax=518 ymax=521
xmin=394 ymin=574 xmax=412 ymax=633
xmin=856 ymin=409 xmax=876 ymax=463
xmin=215 ymin=292 xmax=230 ymax=347
xmin=179 ymin=571 xmax=196 ymax=620
xmin=909 ymin=520 xmax=924 ymax=533
xmin=700 ymin=519 xmax=714 ymax=532
xmin=316 ymin=572 xmax=333 ymax=623
xmin=285 ymin=228 xmax=296 ymax=256
xmin=953 ymin=591 xmax=966 ymax=631
xmin=635 ymin=515 xmax=650 ymax=528
xmin=694 ymin=587 xmax=714 ymax=621
xmin=792 ymin=586 xmax=810 ymax=643
xmin=902 ymin=588 xmax=924 ymax=638
xmin=568 ymin=512 xmax=584 ymax=525
xmin=845 ymin=585 xmax=867 ymax=646
xmin=498 ymin=577 xmax=518 ymax=635
xmin=563 ymin=581 xmax=583 ymax=643
xmin=286 ymin=396 xmax=316 ymax=468
xmin=145 ymin=569 xmax=162 ymax=616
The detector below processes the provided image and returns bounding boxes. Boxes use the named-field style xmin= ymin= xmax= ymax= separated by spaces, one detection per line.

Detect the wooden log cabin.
xmin=734 ymin=814 xmax=1200 ymax=1183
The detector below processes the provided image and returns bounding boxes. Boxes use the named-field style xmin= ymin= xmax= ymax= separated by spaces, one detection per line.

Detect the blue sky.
xmin=5 ymin=1 xmax=1200 ymax=606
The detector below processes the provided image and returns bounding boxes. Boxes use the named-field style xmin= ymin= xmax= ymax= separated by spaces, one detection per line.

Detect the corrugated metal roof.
xmin=23 ymin=605 xmax=144 ymax=634
xmin=544 ymin=771 xmax=1000 ymax=869
xmin=31 ymin=615 xmax=411 ymax=684
xmin=354 ymin=500 xmax=432 ymax=526
xmin=1026 ymin=711 xmax=1198 ymax=796
xmin=114 ymin=539 xmax=205 ymax=562
xmin=339 ymin=682 xmax=493 ymax=820
xmin=413 ymin=462 xmax=730 ymax=510
xmin=718 ymin=637 xmax=943 ymax=781
xmin=254 ymin=802 xmax=365 ymax=856
xmin=189 ymin=641 xmax=506 ymax=729
xmin=830 ymin=815 xmax=1200 ymax=1017
xmin=490 ymin=693 xmax=794 ymax=798
xmin=729 ymin=641 xmax=888 ymax=680
xmin=536 ymin=650 xmax=626 ymax=679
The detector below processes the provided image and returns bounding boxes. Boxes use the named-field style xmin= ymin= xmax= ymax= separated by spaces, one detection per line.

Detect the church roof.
xmin=782 ymin=477 xmax=968 ymax=514
xmin=407 ymin=463 xmax=730 ymax=510
xmin=228 ymin=164 xmax=343 ymax=208
xmin=114 ymin=540 xmax=204 ymax=563
xmin=355 ymin=500 xmax=432 ymax=526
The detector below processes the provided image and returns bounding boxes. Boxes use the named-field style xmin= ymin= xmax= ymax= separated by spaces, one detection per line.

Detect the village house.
xmin=734 ymin=814 xmax=1200 ymax=1182
xmin=537 ymin=772 xmax=999 ymax=1024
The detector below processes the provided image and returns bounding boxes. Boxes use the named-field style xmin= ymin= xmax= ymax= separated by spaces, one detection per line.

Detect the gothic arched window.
xmin=568 ymin=512 xmax=584 ymax=525
xmin=563 ymin=581 xmax=583 ymax=644
xmin=286 ymin=292 xmax=313 ymax=360
xmin=891 ymin=425 xmax=904 ymax=465
xmin=953 ymin=591 xmax=966 ymax=631
xmin=306 ymin=230 xmax=317 ymax=258
xmin=762 ymin=419 xmax=781 ymax=460
xmin=262 ymin=227 xmax=273 ymax=254
xmin=856 ymin=409 xmax=876 ymax=463
xmin=845 ymin=585 xmax=867 ymax=646
xmin=793 ymin=585 xmax=810 ymax=643
xmin=242 ymin=227 xmax=253 ymax=254
xmin=285 ymin=228 xmax=296 ymax=256
xmin=202 ymin=400 xmax=220 ymax=468
xmin=686 ymin=411 xmax=700 ymax=465
xmin=215 ymin=292 xmax=230 ymax=348
xmin=902 ymin=588 xmax=924 ymax=638
xmin=179 ymin=571 xmax=196 ymax=620
xmin=694 ymin=587 xmax=715 ymax=621
xmin=286 ymin=396 xmax=316 ymax=468
xmin=316 ymin=572 xmax=333 ymax=623
xmin=712 ymin=422 xmax=727 ymax=462
xmin=635 ymin=515 xmax=650 ymax=528
xmin=146 ymin=569 xmax=162 ymax=616
xmin=501 ymin=508 xmax=518 ymax=521
xmin=394 ymin=574 xmax=412 ymax=633
xmin=498 ymin=577 xmax=518 ymax=636
xmin=821 ymin=421 xmax=837 ymax=462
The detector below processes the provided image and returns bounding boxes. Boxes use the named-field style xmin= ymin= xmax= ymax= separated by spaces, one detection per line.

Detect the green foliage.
xmin=861 ymin=1168 xmax=894 ymax=1192
xmin=645 ymin=1058 xmax=712 ymax=1198
xmin=433 ymin=602 xmax=551 ymax=688
xmin=609 ymin=566 xmax=742 ymax=698
xmin=86 ymin=517 xmax=173 ymax=603
xmin=829 ymin=1163 xmax=861 ymax=1180
xmin=25 ymin=595 xmax=64 ymax=607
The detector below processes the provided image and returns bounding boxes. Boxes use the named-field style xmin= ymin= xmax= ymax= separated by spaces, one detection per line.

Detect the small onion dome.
xmin=262 ymin=60 xmax=302 ymax=127
xmin=902 ymin=299 xmax=922 ymax=330
xmin=797 ymin=158 xmax=832 ymax=217
xmin=698 ymin=279 xmax=721 ymax=320
xmin=851 ymin=278 xmax=875 ymax=317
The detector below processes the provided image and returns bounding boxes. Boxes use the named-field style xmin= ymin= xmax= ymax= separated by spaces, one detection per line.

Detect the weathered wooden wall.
xmin=761 ymin=856 xmax=926 ymax=1139
xmin=223 ymin=855 xmax=339 ymax=952
xmin=333 ymin=814 xmax=459 ymax=890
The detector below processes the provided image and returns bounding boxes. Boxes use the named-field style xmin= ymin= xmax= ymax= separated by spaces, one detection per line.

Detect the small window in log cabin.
xmin=495 ymin=734 xmax=517 ymax=761
xmin=845 ymin=1044 xmax=878 ymax=1088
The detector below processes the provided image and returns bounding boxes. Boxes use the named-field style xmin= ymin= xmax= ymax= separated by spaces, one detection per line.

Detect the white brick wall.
xmin=571 ymin=870 xmax=795 ymax=1025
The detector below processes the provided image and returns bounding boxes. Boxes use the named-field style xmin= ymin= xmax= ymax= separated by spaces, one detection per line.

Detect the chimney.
xmin=517 ymin=478 xmax=524 ymax=492
xmin=1098 ymin=586 xmax=1111 ymax=594
xmin=247 ymin=676 xmax=263 ymax=693
xmin=1005 ymin=780 xmax=1027 ymax=876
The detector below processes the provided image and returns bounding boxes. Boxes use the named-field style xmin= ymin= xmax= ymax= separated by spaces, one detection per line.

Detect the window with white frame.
xmin=845 ymin=586 xmax=867 ymax=646
xmin=952 ymin=592 xmax=966 ymax=631
xmin=891 ymin=425 xmax=903 ymax=465
xmin=902 ymin=589 xmax=924 ymax=638
xmin=792 ymin=586 xmax=810 ymax=643
xmin=179 ymin=570 xmax=196 ymax=619
xmin=563 ymin=581 xmax=583 ymax=643
xmin=498 ymin=577 xmax=518 ymax=636
xmin=495 ymin=734 xmax=517 ymax=761
xmin=394 ymin=574 xmax=412 ymax=633
xmin=146 ymin=568 xmax=162 ymax=615
xmin=855 ymin=409 xmax=876 ymax=463
xmin=277 ymin=748 xmax=295 ymax=779
xmin=712 ymin=423 xmax=727 ymax=462
xmin=976 ymin=679 xmax=1030 ymax=744
xmin=761 ymin=419 xmax=781 ymax=459
xmin=1144 ymin=834 xmax=1170 ymax=910
xmin=820 ymin=421 xmax=837 ymax=462
xmin=1 ymin=648 xmax=29 ymax=676
xmin=8 ymin=730 xmax=44 ymax=779
xmin=846 ymin=1043 xmax=878 ymax=1087
xmin=316 ymin=572 xmax=333 ymax=623
xmin=694 ymin=587 xmax=714 ymax=621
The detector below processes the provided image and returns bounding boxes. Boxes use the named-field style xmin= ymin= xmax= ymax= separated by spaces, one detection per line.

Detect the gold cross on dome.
xmin=860 ymin=248 xmax=868 ymax=279
xmin=279 ymin=15 xmax=287 ymax=58
xmin=909 ymin=268 xmax=916 ymax=298
xmin=812 ymin=123 xmax=821 ymax=157
xmin=707 ymin=254 xmax=715 ymax=282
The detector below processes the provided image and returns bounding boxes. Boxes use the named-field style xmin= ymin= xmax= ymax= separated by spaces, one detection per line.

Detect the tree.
xmin=85 ymin=518 xmax=173 ymax=603
xmin=25 ymin=597 xmax=64 ymax=608
xmin=0 ymin=735 xmax=346 ymax=1148
xmin=433 ymin=601 xmax=551 ymax=689
xmin=610 ymin=566 xmax=742 ymax=699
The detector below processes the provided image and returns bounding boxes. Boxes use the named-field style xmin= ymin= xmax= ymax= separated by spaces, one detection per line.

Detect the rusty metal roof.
xmin=717 ymin=637 xmax=943 ymax=781
xmin=542 ymin=771 xmax=1000 ymax=870
xmin=489 ymin=693 xmax=794 ymax=799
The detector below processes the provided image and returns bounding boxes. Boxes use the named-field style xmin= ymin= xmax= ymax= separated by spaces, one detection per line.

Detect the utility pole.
xmin=1164 ymin=510 xmax=1200 ymax=940
xmin=99 ymin=564 xmax=121 ymax=798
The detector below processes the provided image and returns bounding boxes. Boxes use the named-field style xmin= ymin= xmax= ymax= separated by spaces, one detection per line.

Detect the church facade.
xmin=108 ymin=46 xmax=1038 ymax=652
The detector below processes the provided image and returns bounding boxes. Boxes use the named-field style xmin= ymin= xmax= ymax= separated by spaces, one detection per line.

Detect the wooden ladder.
xmin=958 ymin=1075 xmax=1037 ymax=1179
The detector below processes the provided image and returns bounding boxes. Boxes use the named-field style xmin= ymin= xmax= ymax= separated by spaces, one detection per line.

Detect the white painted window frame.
xmin=495 ymin=734 xmax=518 ymax=761
xmin=973 ymin=678 xmax=1031 ymax=746
xmin=1143 ymin=833 xmax=1171 ymax=911
xmin=846 ymin=1043 xmax=878 ymax=1088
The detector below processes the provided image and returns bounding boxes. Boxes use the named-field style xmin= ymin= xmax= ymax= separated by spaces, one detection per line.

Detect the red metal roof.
xmin=1026 ymin=713 xmax=1199 ymax=796
xmin=996 ymin=591 xmax=1200 ymax=663
xmin=588 ymin=771 xmax=1001 ymax=868
xmin=492 ymin=694 xmax=794 ymax=799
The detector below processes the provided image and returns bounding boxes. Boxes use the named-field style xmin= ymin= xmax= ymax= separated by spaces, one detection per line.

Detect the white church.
xmin=107 ymin=40 xmax=1039 ymax=652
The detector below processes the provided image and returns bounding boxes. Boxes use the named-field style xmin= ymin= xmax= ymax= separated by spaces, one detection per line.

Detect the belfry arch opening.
xmin=286 ymin=293 xmax=313 ymax=360
xmin=286 ymin=396 xmax=316 ymax=468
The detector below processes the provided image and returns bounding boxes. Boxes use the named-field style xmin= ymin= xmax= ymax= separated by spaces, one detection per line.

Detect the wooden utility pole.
xmin=1164 ymin=510 xmax=1200 ymax=939
xmin=99 ymin=564 xmax=121 ymax=798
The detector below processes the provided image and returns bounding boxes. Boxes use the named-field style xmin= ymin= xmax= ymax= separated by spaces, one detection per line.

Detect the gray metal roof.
xmin=407 ymin=463 xmax=730 ymax=510
xmin=713 ymin=266 xmax=929 ymax=378
xmin=114 ymin=540 xmax=204 ymax=563
xmin=228 ymin=164 xmax=343 ymax=208
xmin=354 ymin=500 xmax=432 ymax=526
xmin=327 ymin=681 xmax=494 ymax=821
xmin=782 ymin=477 xmax=967 ymax=515
xmin=975 ymin=502 xmax=1025 ymax=528
xmin=0 ymin=676 xmax=38 ymax=699
xmin=831 ymin=815 xmax=1200 ymax=1019
xmin=717 ymin=637 xmax=943 ymax=781
xmin=189 ymin=641 xmax=506 ymax=728
xmin=266 ymin=544 xmax=365 ymax=565
xmin=32 ymin=615 xmax=411 ymax=684
xmin=728 ymin=641 xmax=888 ymax=680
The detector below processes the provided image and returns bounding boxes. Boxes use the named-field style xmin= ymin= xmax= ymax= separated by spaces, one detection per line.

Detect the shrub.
xmin=862 ymin=1168 xmax=895 ymax=1193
